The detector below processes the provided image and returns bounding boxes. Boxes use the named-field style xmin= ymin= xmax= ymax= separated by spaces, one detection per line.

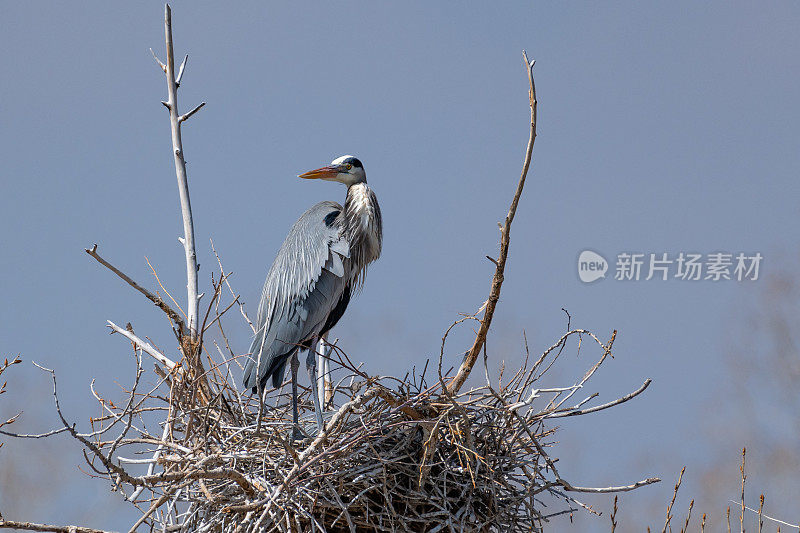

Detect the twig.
xmin=741 ymin=447 xmax=746 ymax=533
xmin=211 ymin=239 xmax=255 ymax=334
xmin=663 ymin=467 xmax=685 ymax=533
xmin=544 ymin=379 xmax=651 ymax=419
xmin=128 ymin=422 xmax=171 ymax=502
xmin=179 ymin=102 xmax=206 ymax=123
xmin=757 ymin=494 xmax=763 ymax=533
xmin=0 ymin=521 xmax=115 ymax=533
xmin=149 ymin=47 xmax=166 ymax=72
xmin=159 ymin=3 xmax=201 ymax=342
xmin=145 ymin=256 xmax=186 ymax=318
xmin=85 ymin=244 xmax=185 ymax=334
xmin=33 ymin=363 xmax=142 ymax=489
xmin=561 ymin=477 xmax=660 ymax=493
xmin=0 ymin=419 xmax=69 ymax=439
xmin=731 ymin=500 xmax=799 ymax=529
xmin=128 ymin=485 xmax=178 ymax=533
xmin=107 ymin=320 xmax=179 ymax=371
xmin=681 ymin=499 xmax=694 ymax=533
xmin=175 ymin=54 xmax=188 ymax=85
xmin=446 ymin=50 xmax=537 ymax=396
xmin=610 ymin=495 xmax=618 ymax=532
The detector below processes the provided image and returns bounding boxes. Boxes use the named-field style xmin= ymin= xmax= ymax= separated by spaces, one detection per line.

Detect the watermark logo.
xmin=577 ymin=251 xmax=763 ymax=283
xmin=578 ymin=250 xmax=608 ymax=283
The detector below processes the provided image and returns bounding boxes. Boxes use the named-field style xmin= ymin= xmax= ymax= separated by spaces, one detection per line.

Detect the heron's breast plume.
xmin=344 ymin=183 xmax=382 ymax=281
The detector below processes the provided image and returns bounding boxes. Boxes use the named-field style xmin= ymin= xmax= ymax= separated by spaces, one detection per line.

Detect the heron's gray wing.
xmin=243 ymin=201 xmax=350 ymax=390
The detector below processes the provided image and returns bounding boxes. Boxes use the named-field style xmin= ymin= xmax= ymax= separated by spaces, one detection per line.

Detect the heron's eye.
xmin=345 ymin=164 xmax=352 ymax=171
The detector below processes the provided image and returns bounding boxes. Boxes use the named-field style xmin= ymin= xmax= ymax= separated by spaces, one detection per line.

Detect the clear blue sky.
xmin=1 ymin=2 xmax=798 ymax=530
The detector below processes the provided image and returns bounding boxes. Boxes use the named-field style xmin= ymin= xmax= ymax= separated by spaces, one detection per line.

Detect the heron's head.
xmin=298 ymin=155 xmax=366 ymax=186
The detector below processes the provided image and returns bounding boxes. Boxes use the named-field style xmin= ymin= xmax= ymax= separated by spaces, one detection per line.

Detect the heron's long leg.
xmin=290 ymin=351 xmax=303 ymax=441
xmin=323 ymin=334 xmax=333 ymax=406
xmin=305 ymin=337 xmax=325 ymax=435
xmin=317 ymin=335 xmax=328 ymax=410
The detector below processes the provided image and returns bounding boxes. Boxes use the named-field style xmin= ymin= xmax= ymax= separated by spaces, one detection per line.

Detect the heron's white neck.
xmin=344 ymin=183 xmax=382 ymax=285
xmin=346 ymin=183 xmax=374 ymax=222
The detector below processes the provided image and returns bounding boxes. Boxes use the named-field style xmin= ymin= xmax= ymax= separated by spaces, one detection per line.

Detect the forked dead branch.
xmin=0 ymin=6 xmax=659 ymax=532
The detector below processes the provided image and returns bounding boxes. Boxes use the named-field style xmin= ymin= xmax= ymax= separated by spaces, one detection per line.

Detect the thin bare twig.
xmin=610 ymin=495 xmax=618 ymax=532
xmin=0 ymin=521 xmax=115 ymax=533
xmin=561 ymin=477 xmax=660 ymax=493
xmin=545 ymin=378 xmax=651 ymax=419
xmin=732 ymin=500 xmax=799 ymax=529
xmin=179 ymin=101 xmax=206 ymax=123
xmin=740 ymin=447 xmax=746 ymax=533
xmin=107 ymin=320 xmax=179 ymax=371
xmin=663 ymin=467 xmax=685 ymax=533
xmin=446 ymin=50 xmax=537 ymax=396
xmin=85 ymin=244 xmax=185 ymax=334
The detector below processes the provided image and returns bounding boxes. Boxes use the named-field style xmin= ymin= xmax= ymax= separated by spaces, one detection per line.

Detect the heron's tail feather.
xmin=243 ymin=327 xmax=265 ymax=389
xmin=271 ymin=359 xmax=287 ymax=389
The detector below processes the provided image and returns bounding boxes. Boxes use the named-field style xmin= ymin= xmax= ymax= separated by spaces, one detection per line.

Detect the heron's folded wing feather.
xmin=243 ymin=201 xmax=350 ymax=389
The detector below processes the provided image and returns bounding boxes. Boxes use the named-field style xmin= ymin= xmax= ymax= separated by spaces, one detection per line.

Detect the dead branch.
xmin=544 ymin=378 xmax=652 ymax=419
xmin=160 ymin=4 xmax=202 ymax=343
xmin=0 ymin=520 xmax=115 ymax=533
xmin=561 ymin=477 xmax=661 ymax=493
xmin=85 ymin=244 xmax=185 ymax=333
xmin=663 ymin=466 xmax=685 ymax=533
xmin=733 ymin=502 xmax=799 ymax=529
xmin=107 ymin=320 xmax=179 ymax=371
xmin=447 ymin=50 xmax=537 ymax=396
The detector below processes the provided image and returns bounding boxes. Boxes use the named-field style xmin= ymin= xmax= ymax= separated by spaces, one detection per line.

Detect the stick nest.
xmin=21 ymin=322 xmax=651 ymax=533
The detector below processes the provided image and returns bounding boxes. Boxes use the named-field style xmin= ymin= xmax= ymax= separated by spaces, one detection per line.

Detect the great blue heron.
xmin=243 ymin=155 xmax=382 ymax=439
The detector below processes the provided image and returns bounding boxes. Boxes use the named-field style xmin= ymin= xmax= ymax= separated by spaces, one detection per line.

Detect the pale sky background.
xmin=1 ymin=2 xmax=799 ymax=531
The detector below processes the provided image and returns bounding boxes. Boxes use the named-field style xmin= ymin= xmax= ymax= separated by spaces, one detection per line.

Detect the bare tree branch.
xmin=85 ymin=244 xmax=185 ymax=333
xmin=0 ymin=520 xmax=115 ymax=533
xmin=149 ymin=47 xmax=166 ymax=72
xmin=160 ymin=3 xmax=201 ymax=343
xmin=175 ymin=53 xmax=188 ymax=85
xmin=560 ymin=477 xmax=661 ymax=494
xmin=107 ymin=320 xmax=179 ymax=371
xmin=179 ymin=101 xmax=206 ymax=123
xmin=446 ymin=50 xmax=537 ymax=396
xmin=544 ymin=378 xmax=652 ymax=419
xmin=731 ymin=501 xmax=799 ymax=529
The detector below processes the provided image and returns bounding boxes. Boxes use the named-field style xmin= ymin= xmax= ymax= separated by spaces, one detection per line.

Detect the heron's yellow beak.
xmin=298 ymin=165 xmax=340 ymax=180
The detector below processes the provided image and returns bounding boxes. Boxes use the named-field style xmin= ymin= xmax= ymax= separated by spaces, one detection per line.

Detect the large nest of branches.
xmin=1 ymin=304 xmax=656 ymax=533
xmin=1 ymin=316 xmax=655 ymax=533
xmin=119 ymin=327 xmax=655 ymax=533
xmin=0 ymin=10 xmax=658 ymax=533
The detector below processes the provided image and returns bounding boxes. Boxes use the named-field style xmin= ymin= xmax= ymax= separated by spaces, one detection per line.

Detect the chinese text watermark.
xmin=578 ymin=251 xmax=763 ymax=283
